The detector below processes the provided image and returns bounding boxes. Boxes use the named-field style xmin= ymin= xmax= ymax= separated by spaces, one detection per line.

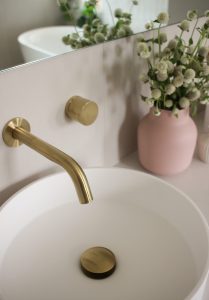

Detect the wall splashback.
xmin=0 ymin=34 xmax=139 ymax=204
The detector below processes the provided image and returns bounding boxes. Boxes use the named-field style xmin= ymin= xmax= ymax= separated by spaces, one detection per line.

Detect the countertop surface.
xmin=117 ymin=152 xmax=209 ymax=299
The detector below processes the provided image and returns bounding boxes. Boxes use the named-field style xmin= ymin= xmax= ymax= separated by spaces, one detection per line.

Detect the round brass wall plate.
xmin=80 ymin=246 xmax=116 ymax=279
xmin=2 ymin=117 xmax=31 ymax=147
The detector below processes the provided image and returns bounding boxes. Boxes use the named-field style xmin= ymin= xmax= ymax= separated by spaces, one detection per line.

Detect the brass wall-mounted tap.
xmin=65 ymin=96 xmax=98 ymax=125
xmin=2 ymin=117 xmax=93 ymax=204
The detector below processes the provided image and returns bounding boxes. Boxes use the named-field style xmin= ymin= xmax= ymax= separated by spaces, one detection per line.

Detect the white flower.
xmin=136 ymin=35 xmax=144 ymax=42
xmin=202 ymin=65 xmax=209 ymax=76
xmin=172 ymin=107 xmax=179 ymax=117
xmin=179 ymin=97 xmax=190 ymax=108
xmin=157 ymin=12 xmax=169 ymax=24
xmin=187 ymin=10 xmax=198 ymax=21
xmin=137 ymin=42 xmax=151 ymax=58
xmin=156 ymin=61 xmax=168 ymax=73
xmin=179 ymin=20 xmax=190 ymax=31
xmin=145 ymin=98 xmax=154 ymax=107
xmin=114 ymin=8 xmax=123 ymax=18
xmin=180 ymin=55 xmax=189 ymax=65
xmin=204 ymin=10 xmax=209 ymax=17
xmin=151 ymin=89 xmax=161 ymax=99
xmin=139 ymin=73 xmax=149 ymax=83
xmin=174 ymin=65 xmax=185 ymax=76
xmin=145 ymin=21 xmax=154 ymax=30
xmin=187 ymin=88 xmax=201 ymax=101
xmin=157 ymin=72 xmax=168 ymax=81
xmin=187 ymin=46 xmax=194 ymax=54
xmin=153 ymin=107 xmax=161 ymax=116
xmin=184 ymin=69 xmax=196 ymax=83
xmin=165 ymin=99 xmax=173 ymax=108
xmin=165 ymin=84 xmax=176 ymax=95
xmin=94 ymin=32 xmax=105 ymax=43
xmin=198 ymin=46 xmax=209 ymax=58
xmin=168 ymin=39 xmax=178 ymax=49
xmin=162 ymin=47 xmax=171 ymax=57
xmin=158 ymin=32 xmax=167 ymax=44
xmin=166 ymin=61 xmax=174 ymax=74
xmin=173 ymin=74 xmax=184 ymax=87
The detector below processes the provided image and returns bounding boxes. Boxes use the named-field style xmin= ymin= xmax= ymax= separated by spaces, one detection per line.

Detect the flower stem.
xmin=190 ymin=18 xmax=199 ymax=43
xmin=157 ymin=24 xmax=161 ymax=56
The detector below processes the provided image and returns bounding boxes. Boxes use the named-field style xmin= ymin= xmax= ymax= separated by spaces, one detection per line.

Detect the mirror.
xmin=0 ymin=0 xmax=208 ymax=72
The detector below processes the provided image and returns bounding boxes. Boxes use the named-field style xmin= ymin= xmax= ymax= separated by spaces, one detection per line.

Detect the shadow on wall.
xmin=102 ymin=36 xmax=149 ymax=160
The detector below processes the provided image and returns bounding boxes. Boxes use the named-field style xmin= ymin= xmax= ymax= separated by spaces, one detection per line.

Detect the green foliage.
xmin=137 ymin=10 xmax=209 ymax=116
xmin=58 ymin=0 xmax=138 ymax=48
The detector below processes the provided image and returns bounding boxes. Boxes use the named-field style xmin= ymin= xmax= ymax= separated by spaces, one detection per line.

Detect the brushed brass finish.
xmin=2 ymin=117 xmax=93 ymax=204
xmin=65 ymin=96 xmax=98 ymax=125
xmin=80 ymin=247 xmax=116 ymax=279
xmin=2 ymin=117 xmax=31 ymax=147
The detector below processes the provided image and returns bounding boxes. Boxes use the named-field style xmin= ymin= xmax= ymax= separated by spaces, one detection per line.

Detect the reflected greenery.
xmin=58 ymin=0 xmax=139 ymax=49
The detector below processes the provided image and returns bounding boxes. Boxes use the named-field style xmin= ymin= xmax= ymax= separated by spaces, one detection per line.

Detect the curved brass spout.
xmin=2 ymin=118 xmax=93 ymax=204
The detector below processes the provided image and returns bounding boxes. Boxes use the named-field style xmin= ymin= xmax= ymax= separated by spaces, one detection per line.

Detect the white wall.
xmin=169 ymin=0 xmax=208 ymax=24
xmin=0 ymin=0 xmax=63 ymax=70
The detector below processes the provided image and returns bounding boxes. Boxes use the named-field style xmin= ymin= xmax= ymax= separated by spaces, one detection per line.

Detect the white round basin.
xmin=0 ymin=168 xmax=208 ymax=300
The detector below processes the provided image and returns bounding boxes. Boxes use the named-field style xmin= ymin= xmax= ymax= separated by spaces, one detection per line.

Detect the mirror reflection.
xmin=0 ymin=0 xmax=208 ymax=71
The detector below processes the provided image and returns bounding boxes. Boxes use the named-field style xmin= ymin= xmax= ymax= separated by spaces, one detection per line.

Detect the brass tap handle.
xmin=65 ymin=96 xmax=98 ymax=126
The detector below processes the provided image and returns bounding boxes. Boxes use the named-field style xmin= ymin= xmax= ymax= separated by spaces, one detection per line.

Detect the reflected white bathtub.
xmin=17 ymin=26 xmax=78 ymax=63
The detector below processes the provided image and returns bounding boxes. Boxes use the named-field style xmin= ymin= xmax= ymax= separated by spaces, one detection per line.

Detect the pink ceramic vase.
xmin=137 ymin=108 xmax=197 ymax=175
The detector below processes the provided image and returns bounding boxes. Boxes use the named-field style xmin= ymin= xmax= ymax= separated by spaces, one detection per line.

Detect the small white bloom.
xmin=153 ymin=107 xmax=161 ymax=116
xmin=168 ymin=39 xmax=178 ymax=49
xmin=114 ymin=8 xmax=123 ymax=18
xmin=202 ymin=65 xmax=209 ymax=76
xmin=145 ymin=98 xmax=154 ymax=107
xmin=156 ymin=61 xmax=168 ymax=73
xmin=151 ymin=89 xmax=161 ymax=99
xmin=157 ymin=72 xmax=168 ymax=82
xmin=165 ymin=99 xmax=173 ymax=108
xmin=187 ymin=46 xmax=194 ymax=54
xmin=187 ymin=10 xmax=198 ymax=21
xmin=157 ymin=12 xmax=169 ymax=24
xmin=180 ymin=55 xmax=189 ymax=65
xmin=158 ymin=32 xmax=167 ymax=44
xmin=173 ymin=74 xmax=184 ymax=87
xmin=174 ymin=65 xmax=185 ymax=76
xmin=166 ymin=61 xmax=174 ymax=74
xmin=187 ymin=88 xmax=201 ymax=101
xmin=179 ymin=20 xmax=190 ymax=31
xmin=165 ymin=84 xmax=176 ymax=95
xmin=162 ymin=47 xmax=171 ymax=57
xmin=179 ymin=97 xmax=190 ymax=108
xmin=198 ymin=46 xmax=209 ymax=58
xmin=137 ymin=42 xmax=151 ymax=58
xmin=145 ymin=21 xmax=154 ymax=30
xmin=204 ymin=10 xmax=209 ymax=17
xmin=139 ymin=73 xmax=149 ymax=83
xmin=136 ymin=35 xmax=144 ymax=42
xmin=200 ymin=99 xmax=209 ymax=104
xmin=172 ymin=107 xmax=179 ymax=117
xmin=184 ymin=69 xmax=196 ymax=83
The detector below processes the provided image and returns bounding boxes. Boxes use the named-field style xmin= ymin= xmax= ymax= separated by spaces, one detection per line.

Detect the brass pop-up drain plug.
xmin=80 ymin=247 xmax=116 ymax=279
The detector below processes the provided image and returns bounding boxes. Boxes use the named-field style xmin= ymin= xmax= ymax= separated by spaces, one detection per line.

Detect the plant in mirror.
xmin=57 ymin=0 xmax=139 ymax=49
xmin=1 ymin=0 xmax=209 ymax=71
